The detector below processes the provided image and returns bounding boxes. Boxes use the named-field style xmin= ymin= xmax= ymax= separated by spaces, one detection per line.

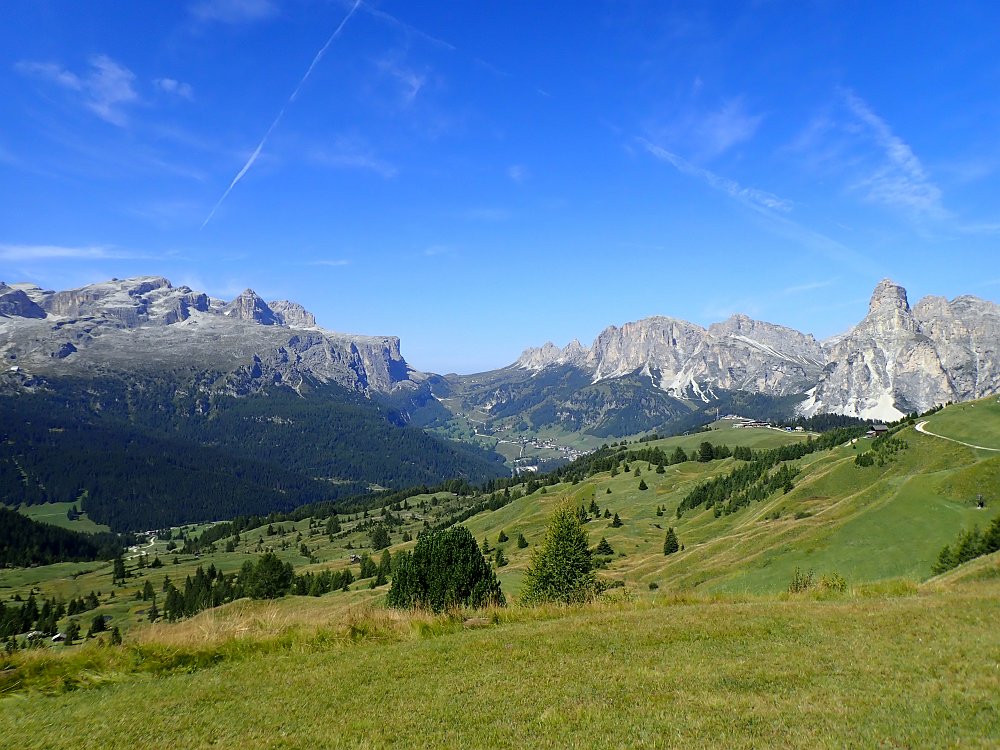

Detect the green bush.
xmin=386 ymin=527 xmax=505 ymax=612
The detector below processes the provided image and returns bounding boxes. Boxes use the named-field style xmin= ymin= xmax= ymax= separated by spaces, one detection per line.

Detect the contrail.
xmin=201 ymin=0 xmax=361 ymax=229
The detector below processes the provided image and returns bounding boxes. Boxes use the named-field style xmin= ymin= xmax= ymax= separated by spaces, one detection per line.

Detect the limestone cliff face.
xmin=0 ymin=276 xmax=416 ymax=396
xmin=516 ymin=314 xmax=825 ymax=400
xmin=512 ymin=279 xmax=999 ymax=421
xmin=801 ymin=280 xmax=1000 ymax=421
xmin=0 ymin=284 xmax=45 ymax=319
xmin=269 ymin=300 xmax=317 ymax=329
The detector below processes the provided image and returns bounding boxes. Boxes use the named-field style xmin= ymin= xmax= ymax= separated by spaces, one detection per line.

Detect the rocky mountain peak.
xmin=269 ymin=300 xmax=317 ymax=329
xmin=0 ymin=284 xmax=46 ymax=319
xmin=224 ymin=289 xmax=278 ymax=326
xmin=868 ymin=278 xmax=910 ymax=316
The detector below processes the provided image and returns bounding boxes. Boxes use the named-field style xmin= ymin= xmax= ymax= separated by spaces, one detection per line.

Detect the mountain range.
xmin=0 ymin=274 xmax=997 ymax=520
xmin=496 ymin=278 xmax=999 ymax=424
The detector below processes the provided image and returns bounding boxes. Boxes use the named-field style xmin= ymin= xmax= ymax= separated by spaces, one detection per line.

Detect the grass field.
xmin=2 ymin=575 xmax=998 ymax=748
xmin=16 ymin=501 xmax=111 ymax=534
xmin=921 ymin=396 xmax=1000 ymax=450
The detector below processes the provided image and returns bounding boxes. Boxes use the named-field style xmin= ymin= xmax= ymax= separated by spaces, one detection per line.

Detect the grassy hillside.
xmin=4 ymin=404 xmax=997 ymax=637
xmin=2 ymin=403 xmax=999 ymax=746
xmin=920 ymin=396 xmax=1000 ymax=450
xmin=2 ymin=579 xmax=998 ymax=748
xmin=16 ymin=501 xmax=111 ymax=534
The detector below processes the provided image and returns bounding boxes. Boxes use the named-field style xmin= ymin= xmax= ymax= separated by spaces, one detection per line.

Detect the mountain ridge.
xmin=507 ymin=279 xmax=998 ymax=422
xmin=2 ymin=276 xmax=998 ymax=430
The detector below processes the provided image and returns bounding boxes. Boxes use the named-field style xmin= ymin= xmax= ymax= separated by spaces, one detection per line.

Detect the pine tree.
xmin=595 ymin=537 xmax=614 ymax=556
xmin=516 ymin=532 xmax=529 ymax=549
xmin=494 ymin=547 xmax=508 ymax=567
xmin=497 ymin=530 xmax=509 ymax=544
xmin=520 ymin=501 xmax=596 ymax=605
xmin=370 ymin=523 xmax=392 ymax=556
xmin=611 ymin=513 xmax=623 ymax=528
xmin=386 ymin=526 xmax=504 ymax=612
xmin=663 ymin=527 xmax=679 ymax=555
xmin=112 ymin=554 xmax=126 ymax=585
xmin=638 ymin=479 xmax=648 ymax=491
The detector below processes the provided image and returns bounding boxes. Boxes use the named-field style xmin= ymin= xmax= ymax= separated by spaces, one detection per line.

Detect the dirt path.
xmin=914 ymin=420 xmax=1000 ymax=452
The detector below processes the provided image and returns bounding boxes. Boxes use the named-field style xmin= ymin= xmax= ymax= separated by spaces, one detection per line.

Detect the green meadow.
xmin=921 ymin=396 xmax=1000 ymax=450
xmin=2 ymin=399 xmax=999 ymax=746
xmin=2 ymin=574 xmax=999 ymax=749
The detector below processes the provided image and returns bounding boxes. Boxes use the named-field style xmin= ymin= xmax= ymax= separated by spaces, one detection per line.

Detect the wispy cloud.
xmin=309 ymin=136 xmax=397 ymax=178
xmin=841 ymin=89 xmax=945 ymax=218
xmin=155 ymin=78 xmax=194 ymax=100
xmin=376 ymin=57 xmax=427 ymax=106
xmin=650 ymin=96 xmax=764 ymax=161
xmin=957 ymin=222 xmax=1000 ymax=236
xmin=189 ymin=0 xmax=277 ymax=24
xmin=17 ymin=55 xmax=138 ymax=126
xmin=507 ymin=164 xmax=528 ymax=183
xmin=699 ymin=97 xmax=764 ymax=158
xmin=781 ymin=279 xmax=838 ymax=296
xmin=639 ymin=139 xmax=792 ymax=212
xmin=423 ymin=244 xmax=456 ymax=257
xmin=201 ymin=0 xmax=361 ymax=228
xmin=358 ymin=3 xmax=456 ymax=52
xmin=308 ymin=259 xmax=351 ymax=267
xmin=640 ymin=139 xmax=878 ymax=276
xmin=0 ymin=244 xmax=153 ymax=261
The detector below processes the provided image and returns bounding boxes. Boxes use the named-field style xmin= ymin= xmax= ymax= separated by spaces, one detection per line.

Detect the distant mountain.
xmin=0 ymin=277 xmax=506 ymax=530
xmin=416 ymin=280 xmax=999 ymax=447
xmin=0 ymin=276 xmax=421 ymax=395
xmin=801 ymin=280 xmax=1000 ymax=420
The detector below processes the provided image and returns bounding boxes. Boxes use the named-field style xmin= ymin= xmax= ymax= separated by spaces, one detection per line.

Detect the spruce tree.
xmin=520 ymin=501 xmax=596 ymax=605
xmin=663 ymin=527 xmax=679 ymax=555
xmin=516 ymin=532 xmax=529 ymax=549
xmin=638 ymin=479 xmax=648 ymax=491
xmin=611 ymin=513 xmax=623 ymax=528
xmin=595 ymin=537 xmax=614 ymax=556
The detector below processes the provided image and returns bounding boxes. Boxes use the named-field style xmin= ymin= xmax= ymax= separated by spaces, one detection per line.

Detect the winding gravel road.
xmin=914 ymin=420 xmax=1000 ymax=452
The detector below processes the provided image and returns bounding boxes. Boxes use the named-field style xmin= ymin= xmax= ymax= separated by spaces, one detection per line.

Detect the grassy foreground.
xmin=2 ymin=572 xmax=999 ymax=749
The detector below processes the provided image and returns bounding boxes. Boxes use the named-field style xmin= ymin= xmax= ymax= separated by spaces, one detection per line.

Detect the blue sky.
xmin=2 ymin=1 xmax=999 ymax=374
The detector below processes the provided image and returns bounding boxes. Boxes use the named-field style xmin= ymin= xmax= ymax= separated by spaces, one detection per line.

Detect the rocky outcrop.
xmin=269 ymin=300 xmax=317 ymax=329
xmin=0 ymin=276 xmax=418 ymax=396
xmin=512 ymin=279 xmax=999 ymax=421
xmin=0 ymin=284 xmax=46 ymax=319
xmin=801 ymin=280 xmax=1000 ymax=421
xmin=516 ymin=314 xmax=825 ymax=400
xmin=223 ymin=289 xmax=279 ymax=326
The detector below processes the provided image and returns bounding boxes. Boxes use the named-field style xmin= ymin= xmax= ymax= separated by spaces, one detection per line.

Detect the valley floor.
xmin=3 ymin=574 xmax=999 ymax=749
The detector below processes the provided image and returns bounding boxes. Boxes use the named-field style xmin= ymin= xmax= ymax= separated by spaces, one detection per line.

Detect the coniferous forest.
xmin=0 ymin=374 xmax=506 ymax=531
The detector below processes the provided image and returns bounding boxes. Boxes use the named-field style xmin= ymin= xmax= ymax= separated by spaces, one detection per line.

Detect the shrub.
xmin=787 ymin=567 xmax=815 ymax=593
xmin=386 ymin=526 xmax=505 ymax=612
